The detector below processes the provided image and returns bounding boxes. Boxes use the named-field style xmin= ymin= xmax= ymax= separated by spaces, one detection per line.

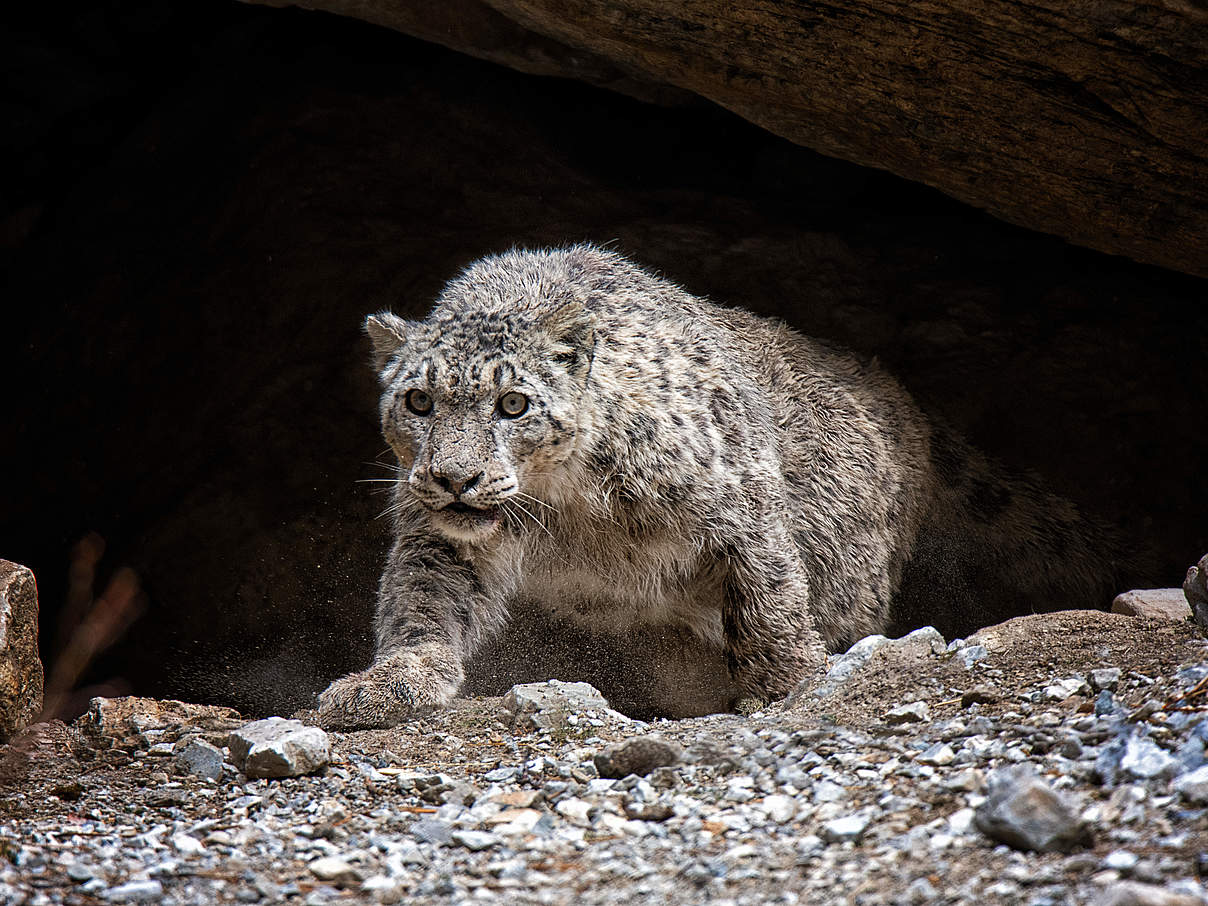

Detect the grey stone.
xmin=102 ymin=880 xmax=164 ymax=902
xmin=411 ymin=818 xmax=454 ymax=845
xmin=1112 ymin=588 xmax=1193 ymax=621
xmin=0 ymin=560 xmax=43 ymax=741
xmin=501 ymin=680 xmax=611 ymax=730
xmin=1120 ymin=734 xmax=1178 ymax=781
xmin=451 ymin=830 xmax=499 ymax=851
xmin=594 ymin=735 xmax=682 ymax=778
xmin=66 ymin=863 xmax=96 ymax=882
xmin=958 ymin=645 xmax=989 ymax=668
xmin=961 ymin=685 xmax=1000 ymax=707
xmin=1173 ymin=764 xmax=1208 ymax=804
xmin=175 ymin=738 xmax=224 ymax=781
xmin=1090 ymin=668 xmax=1123 ymax=692
xmin=798 ymin=628 xmax=946 ymax=703
xmin=227 ymin=717 xmax=329 ymax=779
xmin=885 ymin=701 xmax=931 ymax=724
xmin=974 ymin=766 xmax=1092 ymax=852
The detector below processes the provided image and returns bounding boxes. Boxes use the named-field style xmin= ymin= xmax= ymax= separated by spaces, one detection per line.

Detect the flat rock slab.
xmin=1112 ymin=589 xmax=1193 ymax=622
xmin=78 ymin=696 xmax=243 ymax=744
xmin=0 ymin=560 xmax=43 ymax=741
xmin=227 ymin=717 xmax=330 ymax=778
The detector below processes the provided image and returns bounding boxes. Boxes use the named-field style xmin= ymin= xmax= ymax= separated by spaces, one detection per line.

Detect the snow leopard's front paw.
xmin=317 ymin=668 xmax=417 ymax=730
xmin=317 ymin=646 xmax=463 ymax=730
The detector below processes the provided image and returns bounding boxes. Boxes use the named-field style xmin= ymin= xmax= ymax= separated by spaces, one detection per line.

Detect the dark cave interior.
xmin=2 ymin=0 xmax=1206 ymax=719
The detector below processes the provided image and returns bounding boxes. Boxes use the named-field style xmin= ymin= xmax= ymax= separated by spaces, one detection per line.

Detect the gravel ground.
xmin=1 ymin=611 xmax=1206 ymax=905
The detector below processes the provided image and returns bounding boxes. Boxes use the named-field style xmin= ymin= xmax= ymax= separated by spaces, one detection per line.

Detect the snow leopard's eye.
xmin=404 ymin=389 xmax=433 ymax=416
xmin=498 ymin=392 xmax=529 ymax=418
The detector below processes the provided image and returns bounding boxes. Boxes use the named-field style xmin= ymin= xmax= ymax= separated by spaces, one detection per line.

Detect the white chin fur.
xmin=429 ymin=510 xmax=502 ymax=544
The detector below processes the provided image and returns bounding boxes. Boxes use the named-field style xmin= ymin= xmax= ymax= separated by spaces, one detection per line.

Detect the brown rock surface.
xmin=76 ymin=695 xmax=243 ymax=746
xmin=0 ymin=561 xmax=43 ymax=741
xmin=1185 ymin=554 xmax=1208 ymax=631
xmin=1111 ymin=588 xmax=1193 ymax=622
xmin=243 ymin=0 xmax=1208 ymax=278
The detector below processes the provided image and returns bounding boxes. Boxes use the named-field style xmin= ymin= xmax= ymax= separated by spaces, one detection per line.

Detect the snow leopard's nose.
xmin=430 ymin=466 xmax=483 ymax=498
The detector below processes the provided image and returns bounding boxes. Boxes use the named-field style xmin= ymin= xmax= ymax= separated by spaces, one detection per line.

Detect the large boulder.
xmin=0 ymin=561 xmax=43 ymax=741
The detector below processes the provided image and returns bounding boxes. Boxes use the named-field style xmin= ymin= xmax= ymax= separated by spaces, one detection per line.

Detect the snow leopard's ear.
xmin=540 ymin=301 xmax=595 ymax=382
xmin=364 ymin=311 xmax=410 ymax=373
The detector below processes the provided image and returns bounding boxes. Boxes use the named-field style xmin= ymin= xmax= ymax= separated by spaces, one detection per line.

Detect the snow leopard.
xmin=317 ymin=244 xmax=1114 ymax=728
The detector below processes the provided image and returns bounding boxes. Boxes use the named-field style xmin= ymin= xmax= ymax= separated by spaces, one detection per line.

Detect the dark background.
xmin=3 ymin=0 xmax=1205 ymax=717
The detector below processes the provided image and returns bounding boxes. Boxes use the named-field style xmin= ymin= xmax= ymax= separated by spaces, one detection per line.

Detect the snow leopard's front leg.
xmin=718 ymin=523 xmax=828 ymax=709
xmin=318 ymin=532 xmax=503 ymax=729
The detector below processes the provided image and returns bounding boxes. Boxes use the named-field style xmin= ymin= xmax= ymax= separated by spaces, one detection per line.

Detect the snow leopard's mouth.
xmin=436 ymin=501 xmax=502 ymax=530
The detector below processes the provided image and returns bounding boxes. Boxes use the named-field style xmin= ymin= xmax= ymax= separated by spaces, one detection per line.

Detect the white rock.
xmin=451 ymin=830 xmax=499 ymax=851
xmin=1102 ymin=850 xmax=1139 ymax=871
xmin=308 ymin=856 xmax=362 ymax=884
xmin=917 ymin=743 xmax=956 ymax=766
xmin=227 ymin=717 xmax=329 ymax=779
xmin=820 ymin=814 xmax=868 ymax=843
xmin=1174 ymin=764 xmax=1208 ymax=804
xmin=759 ymin=794 xmax=798 ymax=823
xmin=885 ymin=702 xmax=931 ymax=724
xmin=102 ymin=881 xmax=164 ymax=903
xmin=1120 ymin=735 xmax=1178 ymax=781
xmin=1043 ymin=676 xmax=1091 ymax=701
xmin=170 ymin=833 xmax=204 ymax=855
xmin=502 ymin=680 xmax=611 ymax=730
xmin=947 ymin=807 xmax=976 ymax=835
xmin=555 ymin=798 xmax=593 ymax=826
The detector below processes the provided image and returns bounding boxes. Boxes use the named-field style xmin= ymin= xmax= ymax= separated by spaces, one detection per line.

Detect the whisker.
xmin=514 ymin=491 xmax=554 ymax=511
xmin=506 ymin=498 xmax=553 ymax=539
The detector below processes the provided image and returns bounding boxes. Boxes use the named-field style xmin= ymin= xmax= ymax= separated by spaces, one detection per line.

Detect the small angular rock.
xmin=1043 ymin=676 xmax=1090 ymax=700
xmin=974 ymin=766 xmax=1092 ymax=852
xmin=1173 ymin=764 xmax=1208 ymax=804
xmin=227 ymin=717 xmax=329 ymax=778
xmin=885 ymin=701 xmax=931 ymax=724
xmin=1112 ymin=588 xmax=1193 ymax=621
xmin=820 ymin=814 xmax=868 ymax=843
xmin=594 ymin=735 xmax=682 ymax=778
xmin=501 ymin=680 xmax=611 ymax=730
xmin=1120 ymin=734 xmax=1178 ymax=781
xmin=961 ymin=685 xmax=1000 ymax=707
xmin=308 ymin=856 xmax=362 ymax=885
xmin=451 ymin=830 xmax=499 ymax=851
xmin=0 ymin=560 xmax=43 ymax=741
xmin=175 ymin=738 xmax=224 ymax=781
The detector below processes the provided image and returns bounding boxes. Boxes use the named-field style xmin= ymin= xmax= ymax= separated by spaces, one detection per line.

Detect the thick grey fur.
xmin=318 ymin=245 xmax=1115 ymax=728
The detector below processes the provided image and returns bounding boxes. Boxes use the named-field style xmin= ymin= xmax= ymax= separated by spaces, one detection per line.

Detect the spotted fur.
xmin=317 ymin=245 xmax=1114 ymax=728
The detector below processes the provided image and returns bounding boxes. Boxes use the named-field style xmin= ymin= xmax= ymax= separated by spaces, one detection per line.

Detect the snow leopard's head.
xmin=367 ymin=249 xmax=599 ymax=544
